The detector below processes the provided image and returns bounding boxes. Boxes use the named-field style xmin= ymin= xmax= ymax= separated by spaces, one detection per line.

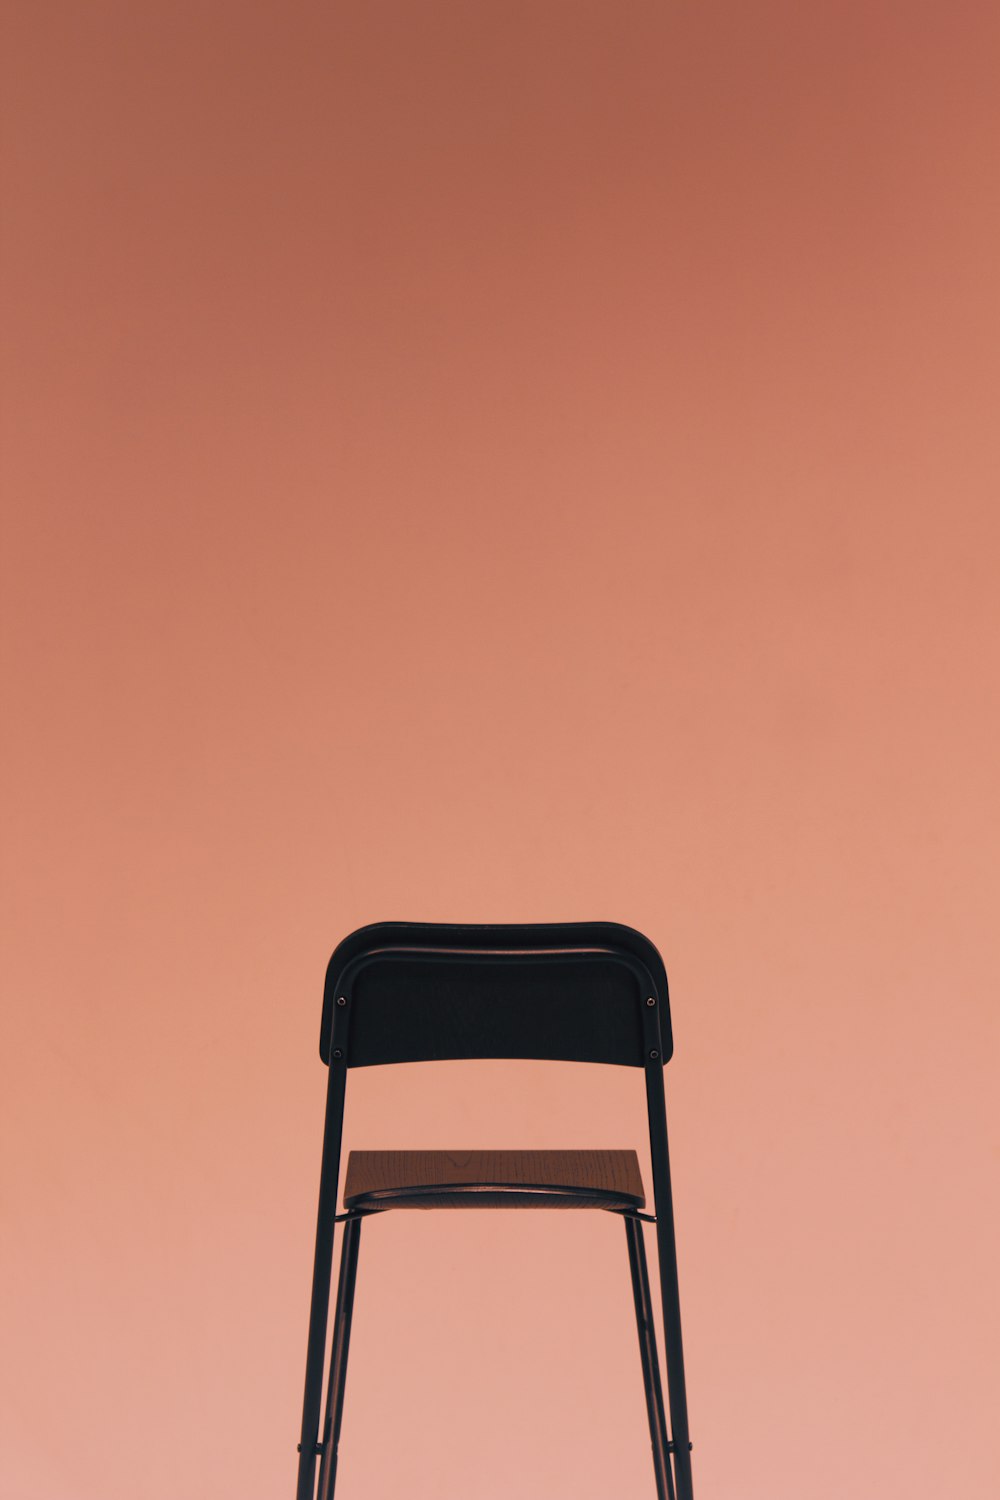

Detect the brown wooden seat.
xmin=344 ymin=1148 xmax=646 ymax=1213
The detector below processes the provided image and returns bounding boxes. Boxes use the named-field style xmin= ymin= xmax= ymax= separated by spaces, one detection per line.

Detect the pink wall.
xmin=2 ymin=3 xmax=998 ymax=1497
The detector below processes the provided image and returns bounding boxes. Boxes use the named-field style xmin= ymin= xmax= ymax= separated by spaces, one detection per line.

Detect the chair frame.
xmin=294 ymin=922 xmax=694 ymax=1500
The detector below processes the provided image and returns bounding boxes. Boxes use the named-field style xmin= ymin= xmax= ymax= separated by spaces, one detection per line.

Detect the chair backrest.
xmin=320 ymin=921 xmax=672 ymax=1069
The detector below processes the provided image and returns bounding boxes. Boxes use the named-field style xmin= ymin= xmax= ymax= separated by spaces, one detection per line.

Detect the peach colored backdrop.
xmin=2 ymin=3 xmax=998 ymax=1498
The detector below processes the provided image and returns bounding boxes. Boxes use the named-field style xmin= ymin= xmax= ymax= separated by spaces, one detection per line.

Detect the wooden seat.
xmin=344 ymin=1148 xmax=646 ymax=1212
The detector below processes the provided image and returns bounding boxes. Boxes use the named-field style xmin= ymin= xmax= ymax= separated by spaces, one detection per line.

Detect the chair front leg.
xmin=625 ymin=1215 xmax=676 ymax=1500
xmin=317 ymin=1215 xmax=363 ymax=1500
xmin=296 ymin=1060 xmax=347 ymax=1500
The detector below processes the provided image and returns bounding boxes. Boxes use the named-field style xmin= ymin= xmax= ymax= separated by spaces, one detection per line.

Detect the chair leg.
xmin=625 ymin=1216 xmax=676 ymax=1500
xmin=296 ymin=1061 xmax=347 ymax=1500
xmin=316 ymin=1215 xmax=363 ymax=1500
xmin=646 ymin=1068 xmax=694 ymax=1500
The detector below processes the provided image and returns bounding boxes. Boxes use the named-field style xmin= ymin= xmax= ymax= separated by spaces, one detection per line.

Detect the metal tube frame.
xmin=295 ymin=953 xmax=694 ymax=1500
xmin=296 ymin=1055 xmax=347 ymax=1500
xmin=625 ymin=1214 xmax=676 ymax=1500
xmin=316 ymin=1215 xmax=362 ymax=1500
xmin=641 ymin=990 xmax=694 ymax=1500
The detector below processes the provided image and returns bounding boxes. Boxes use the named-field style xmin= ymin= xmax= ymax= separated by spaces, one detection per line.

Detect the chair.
xmin=294 ymin=922 xmax=694 ymax=1500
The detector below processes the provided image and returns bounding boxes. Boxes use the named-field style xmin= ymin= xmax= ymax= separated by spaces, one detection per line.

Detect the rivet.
xmin=649 ymin=1048 xmax=659 ymax=1059
xmin=646 ymin=997 xmax=656 ymax=1007
xmin=336 ymin=995 xmax=347 ymax=1007
xmin=332 ymin=1048 xmax=343 ymax=1059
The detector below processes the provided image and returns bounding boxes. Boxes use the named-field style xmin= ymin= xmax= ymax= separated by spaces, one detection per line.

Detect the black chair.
xmin=295 ymin=922 xmax=694 ymax=1500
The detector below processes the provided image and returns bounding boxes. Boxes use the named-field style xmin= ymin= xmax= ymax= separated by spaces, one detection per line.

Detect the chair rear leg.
xmin=625 ymin=1216 xmax=676 ymax=1500
xmin=317 ymin=1215 xmax=363 ymax=1500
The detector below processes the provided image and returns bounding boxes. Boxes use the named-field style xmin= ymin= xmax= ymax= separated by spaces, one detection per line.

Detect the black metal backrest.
xmin=320 ymin=921 xmax=672 ymax=1069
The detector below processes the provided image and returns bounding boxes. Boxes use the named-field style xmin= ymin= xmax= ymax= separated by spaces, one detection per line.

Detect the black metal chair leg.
xmin=296 ymin=1061 xmax=347 ymax=1500
xmin=646 ymin=1067 xmax=694 ymax=1500
xmin=316 ymin=1215 xmax=363 ymax=1500
xmin=625 ymin=1216 xmax=676 ymax=1500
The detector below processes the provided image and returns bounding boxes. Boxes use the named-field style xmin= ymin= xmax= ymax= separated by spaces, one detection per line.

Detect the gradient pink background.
xmin=2 ymin=3 xmax=998 ymax=1497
